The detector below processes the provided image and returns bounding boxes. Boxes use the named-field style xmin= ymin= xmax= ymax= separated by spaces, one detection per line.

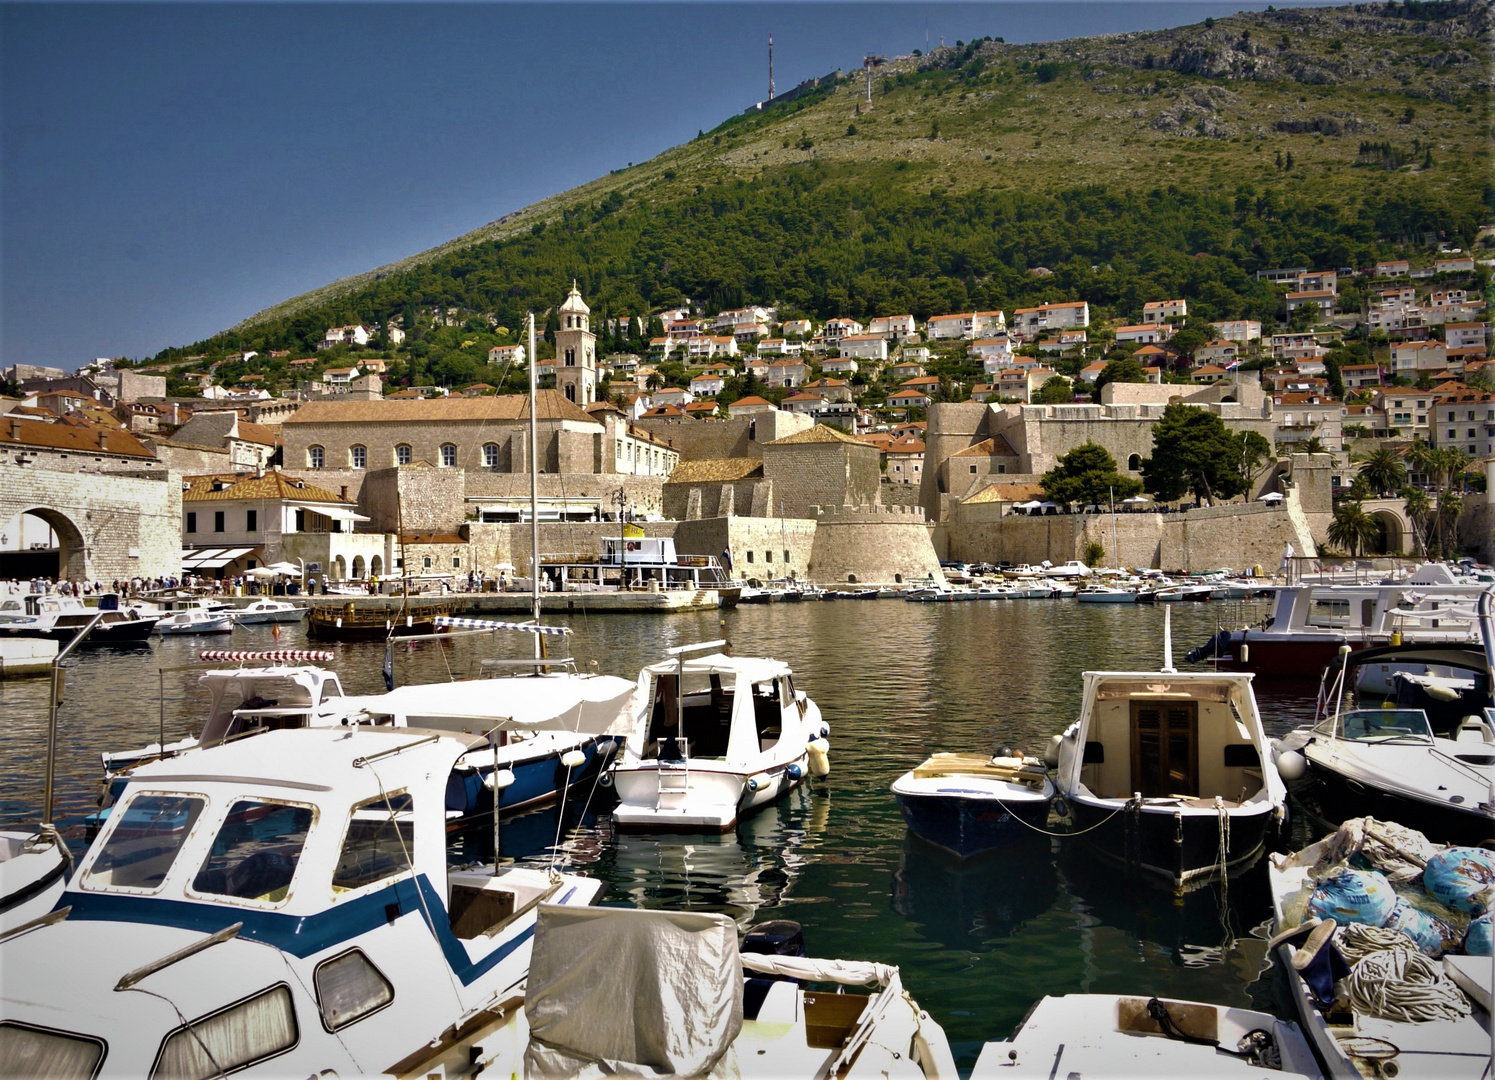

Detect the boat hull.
xmin=307 ymin=608 xmax=453 ymax=641
xmin=0 ymin=618 xmax=157 ymax=644
xmin=894 ymin=788 xmax=1049 ymax=859
xmin=0 ymin=833 xmax=69 ymax=933
xmin=1068 ymin=796 xmax=1274 ymax=888
xmin=1290 ymin=759 xmax=1495 ymax=848
xmin=445 ymin=737 xmax=611 ymax=821
xmin=1208 ymin=634 xmax=1355 ymax=677
xmin=611 ymin=759 xmax=804 ymax=833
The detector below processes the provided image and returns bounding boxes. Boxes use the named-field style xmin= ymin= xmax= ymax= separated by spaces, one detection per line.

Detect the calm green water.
xmin=0 ymin=597 xmax=1315 ymax=1071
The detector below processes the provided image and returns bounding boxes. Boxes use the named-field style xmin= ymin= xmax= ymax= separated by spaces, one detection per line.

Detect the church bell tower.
xmin=553 ymin=282 xmax=596 ymax=406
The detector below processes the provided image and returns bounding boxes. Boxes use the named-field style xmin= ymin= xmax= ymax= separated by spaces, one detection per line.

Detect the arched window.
xmin=395 ymin=444 xmax=412 ymax=466
xmin=439 ymin=444 xmax=457 ymax=467
xmin=307 ymin=445 xmax=325 ymax=469
xmin=350 ymin=445 xmax=367 ymax=469
xmin=1127 ymin=454 xmax=1141 ymax=471
xmin=482 ymin=443 xmax=499 ymax=468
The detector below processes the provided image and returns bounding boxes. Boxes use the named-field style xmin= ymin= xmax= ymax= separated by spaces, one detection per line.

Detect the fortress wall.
xmin=809 ymin=504 xmax=942 ymax=585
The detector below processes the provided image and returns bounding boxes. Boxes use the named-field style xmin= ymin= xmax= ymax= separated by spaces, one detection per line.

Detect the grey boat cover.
xmin=524 ymin=905 xmax=743 ymax=1079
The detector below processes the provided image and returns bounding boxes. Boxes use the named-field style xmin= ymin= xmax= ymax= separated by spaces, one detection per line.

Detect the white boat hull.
xmin=612 ymin=759 xmax=805 ymax=832
xmin=0 ymin=831 xmax=69 ymax=933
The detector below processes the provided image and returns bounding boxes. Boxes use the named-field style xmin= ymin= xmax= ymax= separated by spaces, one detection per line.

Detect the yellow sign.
xmin=623 ymin=523 xmax=646 ymax=539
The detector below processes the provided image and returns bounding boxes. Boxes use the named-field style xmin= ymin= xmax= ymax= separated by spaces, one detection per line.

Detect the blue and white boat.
xmin=892 ymin=752 xmax=1053 ymax=859
xmin=0 ymin=726 xmax=604 ymax=1078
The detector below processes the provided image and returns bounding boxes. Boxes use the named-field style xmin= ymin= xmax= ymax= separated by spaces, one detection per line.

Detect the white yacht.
xmin=153 ymin=601 xmax=233 ymax=635
xmin=231 ymin=598 xmax=307 ymax=624
xmin=0 ymin=727 xmax=605 ymax=1078
xmin=610 ymin=643 xmax=829 ymax=832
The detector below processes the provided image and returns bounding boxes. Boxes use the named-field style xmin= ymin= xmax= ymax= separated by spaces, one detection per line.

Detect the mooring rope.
xmin=1343 ymin=946 xmax=1472 ymax=1024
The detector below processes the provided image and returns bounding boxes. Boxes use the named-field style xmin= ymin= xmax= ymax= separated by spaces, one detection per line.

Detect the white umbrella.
xmin=1258 ymin=492 xmax=1285 ymax=503
xmin=246 ymin=566 xmax=279 ymax=580
xmin=1122 ymin=496 xmax=1150 ymax=504
xmin=263 ymin=561 xmax=302 ymax=574
xmin=1014 ymin=500 xmax=1043 ymax=509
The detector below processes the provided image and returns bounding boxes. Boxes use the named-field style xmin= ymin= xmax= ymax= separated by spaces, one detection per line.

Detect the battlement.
xmin=814 ymin=503 xmax=927 ymax=523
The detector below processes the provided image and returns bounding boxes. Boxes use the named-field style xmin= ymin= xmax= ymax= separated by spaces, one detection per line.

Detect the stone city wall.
xmin=809 ymin=504 xmax=942 ymax=585
xmin=633 ymin=412 xmax=812 ymax=461
xmin=761 ymin=440 xmax=881 ymax=519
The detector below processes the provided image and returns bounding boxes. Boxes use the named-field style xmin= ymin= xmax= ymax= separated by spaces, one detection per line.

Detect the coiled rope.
xmin=1335 ymin=923 xmax=1418 ymax=964
xmin=1343 ymin=946 xmax=1472 ymax=1024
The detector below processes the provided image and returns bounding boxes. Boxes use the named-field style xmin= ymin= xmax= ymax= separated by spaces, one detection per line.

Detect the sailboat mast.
xmin=528 ymin=312 xmax=541 ymax=656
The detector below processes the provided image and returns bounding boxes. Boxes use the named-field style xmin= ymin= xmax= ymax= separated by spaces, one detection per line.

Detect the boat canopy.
xmin=341 ymin=674 xmax=637 ymax=735
xmin=640 ymin=652 xmax=792 ymax=685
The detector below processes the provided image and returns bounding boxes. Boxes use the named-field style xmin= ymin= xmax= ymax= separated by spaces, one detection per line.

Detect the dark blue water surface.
xmin=0 ymin=597 xmax=1316 ymax=1072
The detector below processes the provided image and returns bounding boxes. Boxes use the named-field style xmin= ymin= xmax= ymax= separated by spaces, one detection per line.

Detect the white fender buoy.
xmin=560 ymin=749 xmax=587 ymax=769
xmin=1044 ymin=734 xmax=1063 ymax=769
xmin=807 ymin=739 xmax=831 ymax=777
xmin=484 ymin=768 xmax=516 ymax=791
xmin=747 ymin=772 xmax=773 ymax=793
xmin=1276 ymin=750 xmax=1307 ymax=782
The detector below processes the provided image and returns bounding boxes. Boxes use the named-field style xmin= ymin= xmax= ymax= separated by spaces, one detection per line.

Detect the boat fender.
xmin=1240 ymin=642 xmax=1249 ymax=663
xmin=807 ymin=740 xmax=831 ymax=777
xmin=560 ymin=749 xmax=587 ymax=769
xmin=819 ymin=724 xmax=830 ymax=739
xmin=598 ymin=771 xmax=614 ymax=788
xmin=1275 ymin=750 xmax=1307 ymax=782
xmin=786 ymin=763 xmax=804 ymax=781
xmin=1052 ymin=796 xmax=1070 ymax=818
xmin=595 ymin=739 xmax=619 ymax=759
xmin=1043 ymin=734 xmax=1063 ymax=769
xmin=747 ymin=772 xmax=774 ymax=793
xmin=484 ymin=768 xmax=516 ymax=791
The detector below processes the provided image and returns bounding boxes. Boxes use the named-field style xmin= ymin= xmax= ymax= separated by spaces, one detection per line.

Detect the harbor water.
xmin=0 ymin=597 xmax=1316 ymax=1071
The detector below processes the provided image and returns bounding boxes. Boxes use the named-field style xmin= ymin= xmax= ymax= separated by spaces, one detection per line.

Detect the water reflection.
xmin=892 ymin=836 xmax=1058 ymax=946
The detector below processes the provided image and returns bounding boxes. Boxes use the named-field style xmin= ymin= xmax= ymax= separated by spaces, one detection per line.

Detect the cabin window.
xmin=82 ymin=793 xmax=206 ymax=893
xmin=333 ymin=792 xmax=414 ymax=892
xmin=152 ymin=984 xmax=298 ymax=1078
xmin=314 ymin=949 xmax=394 ymax=1031
xmin=1307 ymin=599 xmax=1350 ymax=629
xmin=190 ymin=799 xmax=314 ymax=904
xmin=0 ymin=1022 xmax=106 ymax=1079
xmin=1130 ymin=701 xmax=1198 ymax=798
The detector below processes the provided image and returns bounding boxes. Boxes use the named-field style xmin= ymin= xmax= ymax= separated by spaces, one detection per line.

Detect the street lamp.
xmin=613 ymin=487 xmax=628 ymax=591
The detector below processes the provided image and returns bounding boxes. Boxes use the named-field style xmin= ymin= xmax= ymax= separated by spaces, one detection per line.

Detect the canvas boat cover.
xmin=342 ymin=675 xmax=637 ymax=735
xmin=524 ymin=905 xmax=743 ymax=1079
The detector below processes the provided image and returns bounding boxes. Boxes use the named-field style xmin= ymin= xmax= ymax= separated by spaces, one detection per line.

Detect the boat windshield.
xmin=190 ymin=799 xmax=314 ymax=904
xmin=1337 ymin=708 xmax=1434 ymax=743
xmin=82 ymin=793 xmax=206 ymax=893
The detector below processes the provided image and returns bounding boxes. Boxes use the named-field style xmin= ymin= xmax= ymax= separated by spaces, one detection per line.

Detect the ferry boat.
xmin=540 ymin=536 xmax=738 ymax=603
xmin=0 ymin=593 xmax=158 ymax=644
xmin=0 ymin=727 xmax=605 ymax=1078
xmin=610 ymin=642 xmax=829 ymax=832
xmin=1186 ymin=566 xmax=1487 ymax=677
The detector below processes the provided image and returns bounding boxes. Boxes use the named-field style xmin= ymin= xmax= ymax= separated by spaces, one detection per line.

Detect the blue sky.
xmin=3 ymin=2 xmax=1310 ymax=368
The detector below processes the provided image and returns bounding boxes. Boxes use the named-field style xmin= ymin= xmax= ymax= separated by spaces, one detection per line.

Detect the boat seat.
xmin=1455 ymin=717 xmax=1495 ymax=744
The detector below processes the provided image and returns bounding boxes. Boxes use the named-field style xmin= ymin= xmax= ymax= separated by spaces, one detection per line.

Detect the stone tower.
xmin=554 ymin=282 xmax=596 ymax=406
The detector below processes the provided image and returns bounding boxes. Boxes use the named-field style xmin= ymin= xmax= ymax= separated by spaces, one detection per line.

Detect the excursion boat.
xmin=969 ymin=994 xmax=1319 ymax=1079
xmin=1051 ymin=620 xmax=1289 ymax=888
xmin=0 ymin=593 xmax=158 ymax=644
xmin=610 ymin=642 xmax=829 ymax=832
xmin=0 ymin=727 xmax=605 ymax=1079
xmin=1185 ymin=566 xmax=1487 ymax=677
xmin=306 ymin=598 xmax=459 ymax=641
xmin=466 ymin=906 xmax=959 ymax=1080
xmin=1272 ymin=641 xmax=1495 ymax=848
xmin=1268 ymin=826 xmax=1495 ymax=1080
xmin=231 ymin=598 xmax=307 ymax=624
xmin=892 ymin=752 xmax=1053 ymax=859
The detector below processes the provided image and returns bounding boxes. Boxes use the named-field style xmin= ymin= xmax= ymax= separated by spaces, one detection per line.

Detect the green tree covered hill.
xmin=159 ymin=1 xmax=1491 ymax=381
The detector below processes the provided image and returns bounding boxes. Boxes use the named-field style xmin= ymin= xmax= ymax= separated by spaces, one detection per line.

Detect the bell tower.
xmin=553 ymin=281 xmax=596 ymax=406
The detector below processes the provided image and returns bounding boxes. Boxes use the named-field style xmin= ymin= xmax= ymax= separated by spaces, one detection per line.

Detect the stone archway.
xmin=1 ymin=508 xmax=87 ymax=581
xmin=352 ymin=556 xmax=366 ymax=579
xmin=1363 ymin=500 xmax=1414 ymax=556
xmin=332 ymin=555 xmax=347 ymax=580
xmin=370 ymin=555 xmax=383 ymax=578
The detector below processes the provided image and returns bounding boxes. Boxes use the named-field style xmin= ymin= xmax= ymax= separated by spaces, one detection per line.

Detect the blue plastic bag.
xmin=1308 ymin=869 xmax=1397 ymax=927
xmin=1382 ymin=898 xmax=1461 ymax=958
xmin=1464 ymin=912 xmax=1493 ymax=956
xmin=1423 ymin=848 xmax=1495 ymax=915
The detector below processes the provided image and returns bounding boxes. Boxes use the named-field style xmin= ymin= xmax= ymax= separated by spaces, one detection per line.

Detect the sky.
xmin=2 ymin=1 xmax=1326 ymax=368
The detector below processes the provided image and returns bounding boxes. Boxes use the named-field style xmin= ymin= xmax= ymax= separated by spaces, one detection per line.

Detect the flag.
xmin=720 ymin=548 xmax=733 ymax=573
xmin=382 ymin=644 xmax=394 ymax=691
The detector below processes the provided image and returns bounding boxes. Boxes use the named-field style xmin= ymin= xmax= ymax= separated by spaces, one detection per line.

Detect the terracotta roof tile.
xmin=964 ymin=482 xmax=1046 ymax=504
xmin=768 ymin=424 xmax=868 ymax=447
xmin=182 ymin=471 xmax=353 ymax=504
xmin=664 ymin=458 xmax=764 ymax=484
xmin=284 ymin=389 xmax=595 ymax=426
xmin=1 ymin=415 xmax=154 ymax=458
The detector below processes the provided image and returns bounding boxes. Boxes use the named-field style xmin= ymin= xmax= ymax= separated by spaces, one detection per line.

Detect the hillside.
xmin=163 ymin=1 xmax=1490 ymax=370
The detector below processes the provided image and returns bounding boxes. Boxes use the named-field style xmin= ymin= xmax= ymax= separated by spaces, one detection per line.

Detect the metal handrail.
xmin=42 ymin=611 xmax=103 ymax=827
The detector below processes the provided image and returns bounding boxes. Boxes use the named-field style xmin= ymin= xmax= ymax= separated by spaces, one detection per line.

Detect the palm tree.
xmin=1327 ymin=500 xmax=1379 ymax=556
xmin=1356 ymin=447 xmax=1407 ymax=497
xmin=1402 ymin=487 xmax=1432 ymax=557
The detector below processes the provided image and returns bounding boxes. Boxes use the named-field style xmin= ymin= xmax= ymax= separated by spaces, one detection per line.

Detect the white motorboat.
xmin=0 ymin=593 xmax=158 ymax=643
xmin=231 ymin=598 xmax=307 ymax=624
xmin=1051 ymin=618 xmax=1289 ymax=887
xmin=1044 ymin=559 xmax=1093 ymax=579
xmin=0 ymin=829 xmax=70 ymax=934
xmin=0 ymin=725 xmax=606 ymax=1079
xmin=1268 ymin=827 xmax=1494 ymax=1080
xmin=892 ymin=752 xmax=1053 ymax=859
xmin=1272 ymin=641 xmax=1495 ymax=848
xmin=469 ymin=906 xmax=959 ymax=1080
xmin=153 ymin=601 xmax=233 ymax=635
xmin=610 ymin=642 xmax=829 ymax=832
xmin=970 ymin=994 xmax=1319 ymax=1078
xmin=1075 ymin=582 xmax=1136 ymax=603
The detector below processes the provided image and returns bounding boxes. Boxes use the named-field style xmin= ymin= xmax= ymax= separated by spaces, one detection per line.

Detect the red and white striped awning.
xmin=199 ymin=649 xmax=336 ymax=663
xmin=433 ymin=617 xmax=570 ymax=636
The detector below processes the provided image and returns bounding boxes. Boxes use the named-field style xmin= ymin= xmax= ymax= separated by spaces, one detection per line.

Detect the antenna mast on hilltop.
xmin=768 ymin=34 xmax=775 ymax=101
xmin=863 ymin=55 xmax=885 ymax=104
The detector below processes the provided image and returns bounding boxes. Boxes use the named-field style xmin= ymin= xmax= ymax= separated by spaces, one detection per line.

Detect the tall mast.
xmin=528 ymin=311 xmax=541 ymax=656
xmin=768 ymin=34 xmax=775 ymax=102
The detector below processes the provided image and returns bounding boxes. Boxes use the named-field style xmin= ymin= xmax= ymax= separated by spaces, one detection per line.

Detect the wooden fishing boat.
xmin=306 ymin=599 xmax=458 ymax=641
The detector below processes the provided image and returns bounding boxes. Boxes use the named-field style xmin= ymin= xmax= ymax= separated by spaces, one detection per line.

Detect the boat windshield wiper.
xmin=1357 ymin=735 xmax=1432 ymax=746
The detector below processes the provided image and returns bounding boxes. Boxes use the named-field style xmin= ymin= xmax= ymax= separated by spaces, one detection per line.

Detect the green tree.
xmin=1041 ymin=441 xmax=1143 ymax=505
xmin=1327 ymin=500 xmax=1378 ymax=555
xmin=1236 ymin=430 xmax=1273 ymax=487
xmin=1140 ymin=403 xmax=1252 ymax=505
xmin=1094 ymin=356 xmax=1148 ymax=393
xmin=1402 ymin=486 xmax=1432 ymax=556
xmin=1355 ymin=447 xmax=1407 ymax=495
xmin=1032 ymin=375 xmax=1074 ymax=404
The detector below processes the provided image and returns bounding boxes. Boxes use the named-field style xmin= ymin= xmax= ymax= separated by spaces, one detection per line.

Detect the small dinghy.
xmin=892 ymin=751 xmax=1052 ymax=859
xmin=470 ymin=908 xmax=959 ymax=1080
xmin=610 ymin=641 xmax=829 ymax=832
xmin=969 ymin=994 xmax=1320 ymax=1078
xmin=0 ymin=830 xmax=70 ymax=934
xmin=154 ymin=601 xmax=233 ymax=635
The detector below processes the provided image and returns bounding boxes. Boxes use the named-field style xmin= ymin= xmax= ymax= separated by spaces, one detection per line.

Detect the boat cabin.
xmin=629 ymin=654 xmax=804 ymax=764
xmin=1325 ymin=643 xmax=1492 ymax=736
xmin=195 ymin=665 xmax=348 ymax=746
xmin=1064 ymin=673 xmax=1271 ymax=805
xmin=1262 ymin=583 xmax=1484 ymax=642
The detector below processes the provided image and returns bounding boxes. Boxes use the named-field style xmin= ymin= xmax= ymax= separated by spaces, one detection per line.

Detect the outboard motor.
xmin=742 ymin=920 xmax=807 ymax=1019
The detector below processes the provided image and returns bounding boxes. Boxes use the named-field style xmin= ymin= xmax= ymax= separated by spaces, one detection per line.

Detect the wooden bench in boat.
xmin=910 ymin=752 xmax=1048 ymax=790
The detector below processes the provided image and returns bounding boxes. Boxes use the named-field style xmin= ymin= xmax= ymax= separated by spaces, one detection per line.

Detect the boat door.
xmin=1129 ymin=701 xmax=1199 ymax=798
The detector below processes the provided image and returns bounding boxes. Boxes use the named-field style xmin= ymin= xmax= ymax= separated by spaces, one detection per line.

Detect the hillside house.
xmin=1433 ymin=390 xmax=1495 ymax=458
xmin=488 ymin=344 xmax=526 ymax=366
xmin=727 ymin=396 xmax=778 ymax=418
xmin=1142 ymin=299 xmax=1187 ymax=325
xmin=1445 ymin=323 xmax=1488 ymax=351
xmin=684 ymin=401 xmax=720 ymax=419
xmin=839 ymin=334 xmax=889 ymax=362
xmin=887 ymin=388 xmax=931 ymax=410
xmin=323 ymin=366 xmax=360 ymax=389
xmin=1037 ymin=330 xmax=1086 ymax=356
xmin=1077 ymin=361 xmax=1107 ymax=385
xmin=889 ymin=361 xmax=925 ymax=381
xmin=1340 ymin=364 xmax=1382 ymax=390
xmin=780 ymin=318 xmax=814 ymax=339
xmin=1114 ymin=324 xmax=1172 ymax=345
xmin=714 ymin=306 xmax=772 ymax=331
xmin=1286 ymin=290 xmax=1338 ymax=316
xmin=780 ymin=392 xmax=825 ymax=416
xmin=690 ymin=374 xmax=725 ymax=397
xmin=1390 ymin=341 xmax=1448 ymax=375
xmin=821 ymin=318 xmax=865 ymax=344
xmin=1211 ymin=320 xmax=1262 ymax=343
xmin=763 ymin=360 xmax=810 ymax=388
xmin=1190 ymin=365 xmax=1230 ymax=384
xmin=969 ymin=338 xmax=1013 ymax=365
xmin=820 ymin=357 xmax=859 ymax=375
xmin=758 ymin=339 xmax=802 ymax=357
xmin=971 ymin=383 xmax=1002 ymax=403
xmin=802 ymin=378 xmax=852 ymax=404
xmin=1372 ymin=389 xmax=1435 ymax=439
xmin=652 ymin=387 xmax=693 ymax=408
xmin=886 ymin=436 xmax=925 ymax=485
xmin=318 ymin=325 xmax=372 ymax=350
xmin=1297 ymin=271 xmax=1338 ymax=294
xmin=1375 ymin=260 xmax=1411 ymax=279
xmin=1436 ymin=256 xmax=1476 ymax=275
xmin=868 ymin=314 xmax=917 ymax=339
xmin=926 ymin=313 xmax=973 ymax=340
xmin=1194 ymin=341 xmax=1239 ymax=366
xmin=1011 ymin=301 xmax=1089 ymax=338
xmin=900 ymin=346 xmax=932 ymax=366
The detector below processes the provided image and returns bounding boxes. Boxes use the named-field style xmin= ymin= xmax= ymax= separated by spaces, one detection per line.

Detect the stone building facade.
xmin=554 ymin=284 xmax=599 ymax=407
